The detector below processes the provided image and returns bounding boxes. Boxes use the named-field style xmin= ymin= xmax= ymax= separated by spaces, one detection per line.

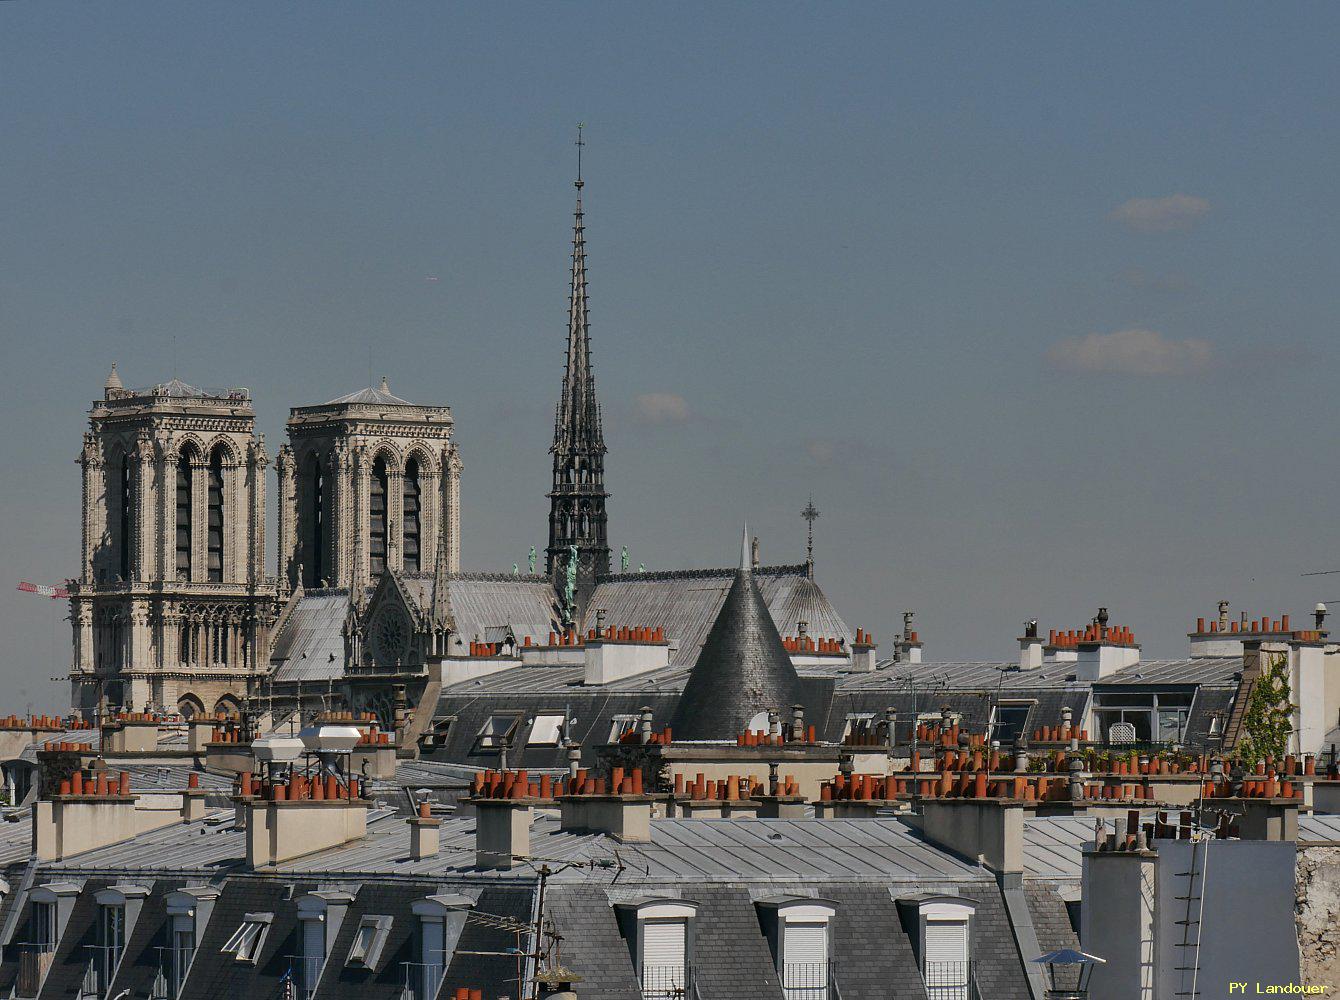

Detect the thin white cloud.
xmin=1109 ymin=194 xmax=1211 ymax=234
xmin=1047 ymin=328 xmax=1213 ymax=376
xmin=805 ymin=440 xmax=835 ymax=465
xmin=634 ymin=391 xmax=690 ymax=423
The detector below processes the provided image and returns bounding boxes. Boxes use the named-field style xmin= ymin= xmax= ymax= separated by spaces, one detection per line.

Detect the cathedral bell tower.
xmin=278 ymin=378 xmax=460 ymax=593
xmin=69 ymin=369 xmax=278 ymax=716
xmin=546 ymin=126 xmax=610 ymax=621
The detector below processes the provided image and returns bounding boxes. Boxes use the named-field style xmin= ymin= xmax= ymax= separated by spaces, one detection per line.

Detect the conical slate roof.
xmin=670 ymin=531 xmax=802 ymax=741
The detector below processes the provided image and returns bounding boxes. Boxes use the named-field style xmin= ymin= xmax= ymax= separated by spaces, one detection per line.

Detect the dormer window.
xmin=20 ymin=883 xmax=79 ymax=996
xmin=409 ymin=894 xmax=473 ymax=1000
xmin=164 ymin=885 xmax=219 ymax=998
xmin=476 ymin=714 xmax=521 ymax=749
xmin=613 ymin=899 xmax=698 ymax=1000
xmin=93 ymin=883 xmax=148 ymax=996
xmin=527 ymin=713 xmax=567 ymax=746
xmin=30 ymin=900 xmax=56 ymax=951
xmin=755 ymin=897 xmax=836 ymax=1000
xmin=346 ymin=915 xmax=392 ymax=969
xmin=295 ymin=891 xmax=352 ymax=999
xmin=608 ymin=715 xmax=638 ymax=743
xmin=990 ymin=702 xmax=1033 ymax=746
xmin=221 ymin=913 xmax=273 ymax=965
xmin=911 ymin=897 xmax=976 ymax=1000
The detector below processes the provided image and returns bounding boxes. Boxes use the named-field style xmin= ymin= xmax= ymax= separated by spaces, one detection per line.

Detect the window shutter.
xmin=785 ymin=922 xmax=828 ymax=966
xmin=642 ymin=919 xmax=686 ymax=970
xmin=302 ymin=918 xmax=325 ymax=962
xmin=924 ymin=919 xmax=968 ymax=964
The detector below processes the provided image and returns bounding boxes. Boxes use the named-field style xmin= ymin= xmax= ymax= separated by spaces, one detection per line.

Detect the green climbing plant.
xmin=1237 ymin=651 xmax=1295 ymax=767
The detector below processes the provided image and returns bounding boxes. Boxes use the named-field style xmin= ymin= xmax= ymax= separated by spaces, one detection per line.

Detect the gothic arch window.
xmin=213 ymin=695 xmax=241 ymax=716
xmin=177 ymin=694 xmax=204 ymax=719
xmin=119 ymin=454 xmax=133 ymax=582
xmin=403 ymin=458 xmax=422 ymax=573
xmin=370 ymin=456 xmax=389 ymax=577
xmin=302 ymin=453 xmax=325 ymax=588
xmin=207 ymin=447 xmax=225 ymax=582
xmin=176 ymin=454 xmax=192 ymax=580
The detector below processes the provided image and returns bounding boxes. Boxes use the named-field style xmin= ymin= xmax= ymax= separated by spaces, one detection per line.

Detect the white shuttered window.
xmin=923 ymin=919 xmax=969 ymax=1000
xmin=641 ymin=919 xmax=686 ymax=998
xmin=782 ymin=921 xmax=828 ymax=1000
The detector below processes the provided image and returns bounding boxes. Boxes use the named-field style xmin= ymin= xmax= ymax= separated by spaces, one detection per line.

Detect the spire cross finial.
xmin=801 ymin=496 xmax=821 ymax=562
xmin=575 ymin=122 xmax=585 ymax=189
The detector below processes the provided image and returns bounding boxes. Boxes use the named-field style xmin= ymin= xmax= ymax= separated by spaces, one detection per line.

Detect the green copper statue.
xmin=512 ymin=563 xmax=519 ymax=577
xmin=564 ymin=544 xmax=578 ymax=616
xmin=528 ymin=545 xmax=536 ymax=575
xmin=621 ymin=545 xmax=629 ymax=572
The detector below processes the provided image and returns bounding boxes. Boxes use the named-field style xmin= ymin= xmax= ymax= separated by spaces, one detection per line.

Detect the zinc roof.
xmin=47 ymin=810 xmax=988 ymax=885
xmin=585 ymin=565 xmax=851 ymax=668
xmin=1098 ymin=657 xmax=1241 ymax=686
xmin=269 ymin=591 xmax=352 ymax=681
xmin=840 ymin=660 xmax=1084 ymax=692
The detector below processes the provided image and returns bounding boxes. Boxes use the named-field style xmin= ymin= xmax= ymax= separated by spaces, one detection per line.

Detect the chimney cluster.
xmin=671 ymin=772 xmax=793 ymax=800
xmin=57 ymin=769 xmax=131 ymax=798
xmin=1194 ymin=612 xmax=1293 ymax=635
xmin=0 ymin=714 xmax=76 ymax=731
xmin=1030 ymin=724 xmax=1088 ymax=743
xmin=235 ymin=771 xmax=366 ymax=802
xmin=471 ymin=769 xmax=559 ymax=799
xmin=737 ymin=725 xmax=818 ymax=746
xmin=207 ymin=716 xmax=253 ymax=744
xmin=782 ymin=635 xmax=845 ymax=653
xmin=1049 ymin=625 xmax=1135 ymax=647
xmin=36 ymin=769 xmax=209 ymax=860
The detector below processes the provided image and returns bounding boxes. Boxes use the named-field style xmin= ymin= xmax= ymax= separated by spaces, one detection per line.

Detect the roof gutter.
xmin=999 ymin=872 xmax=1047 ymax=1000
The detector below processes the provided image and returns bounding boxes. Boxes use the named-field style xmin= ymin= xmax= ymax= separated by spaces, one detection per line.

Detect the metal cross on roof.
xmin=801 ymin=496 xmax=821 ymax=563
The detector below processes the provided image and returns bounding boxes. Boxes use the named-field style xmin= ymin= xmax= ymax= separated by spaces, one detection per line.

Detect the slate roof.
xmin=180 ymin=878 xmax=318 ymax=1000
xmin=312 ymin=880 xmax=441 ymax=999
xmin=671 ymin=565 xmax=804 ymax=741
xmin=413 ymin=572 xmax=562 ymax=646
xmin=270 ymin=575 xmax=563 ymax=682
xmin=269 ymin=591 xmax=352 ymax=681
xmin=104 ymin=878 xmax=185 ymax=1000
xmin=15 ymin=809 xmax=1046 ymax=1000
xmin=585 ymin=565 xmax=851 ymax=668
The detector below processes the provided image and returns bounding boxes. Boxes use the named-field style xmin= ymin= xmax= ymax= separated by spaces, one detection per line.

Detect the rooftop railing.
xmin=286 ymin=955 xmax=323 ymax=1000
xmin=11 ymin=943 xmax=55 ymax=998
xmin=782 ymin=959 xmax=833 ymax=1000
xmin=922 ymin=961 xmax=981 ymax=1000
xmin=642 ymin=963 xmax=693 ymax=1000
xmin=400 ymin=959 xmax=445 ymax=1000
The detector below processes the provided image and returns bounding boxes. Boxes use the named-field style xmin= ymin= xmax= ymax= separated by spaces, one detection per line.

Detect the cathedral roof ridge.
xmin=597 ymin=563 xmax=812 ymax=583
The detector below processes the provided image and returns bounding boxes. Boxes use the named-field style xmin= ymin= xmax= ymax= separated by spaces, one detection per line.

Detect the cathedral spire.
xmin=547 ymin=124 xmax=610 ymax=616
xmin=553 ymin=123 xmax=603 ymax=458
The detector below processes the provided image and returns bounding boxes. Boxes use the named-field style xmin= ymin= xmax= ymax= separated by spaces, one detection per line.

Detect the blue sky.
xmin=2 ymin=3 xmax=1338 ymax=707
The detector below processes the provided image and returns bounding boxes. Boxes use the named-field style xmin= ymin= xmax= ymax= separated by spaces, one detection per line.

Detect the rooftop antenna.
xmin=801 ymin=496 xmax=820 ymax=577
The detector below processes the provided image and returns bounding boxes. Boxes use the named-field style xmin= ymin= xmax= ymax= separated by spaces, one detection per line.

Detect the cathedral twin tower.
xmin=69 ymin=166 xmax=610 ymax=714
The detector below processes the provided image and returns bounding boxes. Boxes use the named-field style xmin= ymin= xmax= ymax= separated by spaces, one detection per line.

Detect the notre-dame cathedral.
xmin=67 ymin=164 xmax=848 ymax=723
